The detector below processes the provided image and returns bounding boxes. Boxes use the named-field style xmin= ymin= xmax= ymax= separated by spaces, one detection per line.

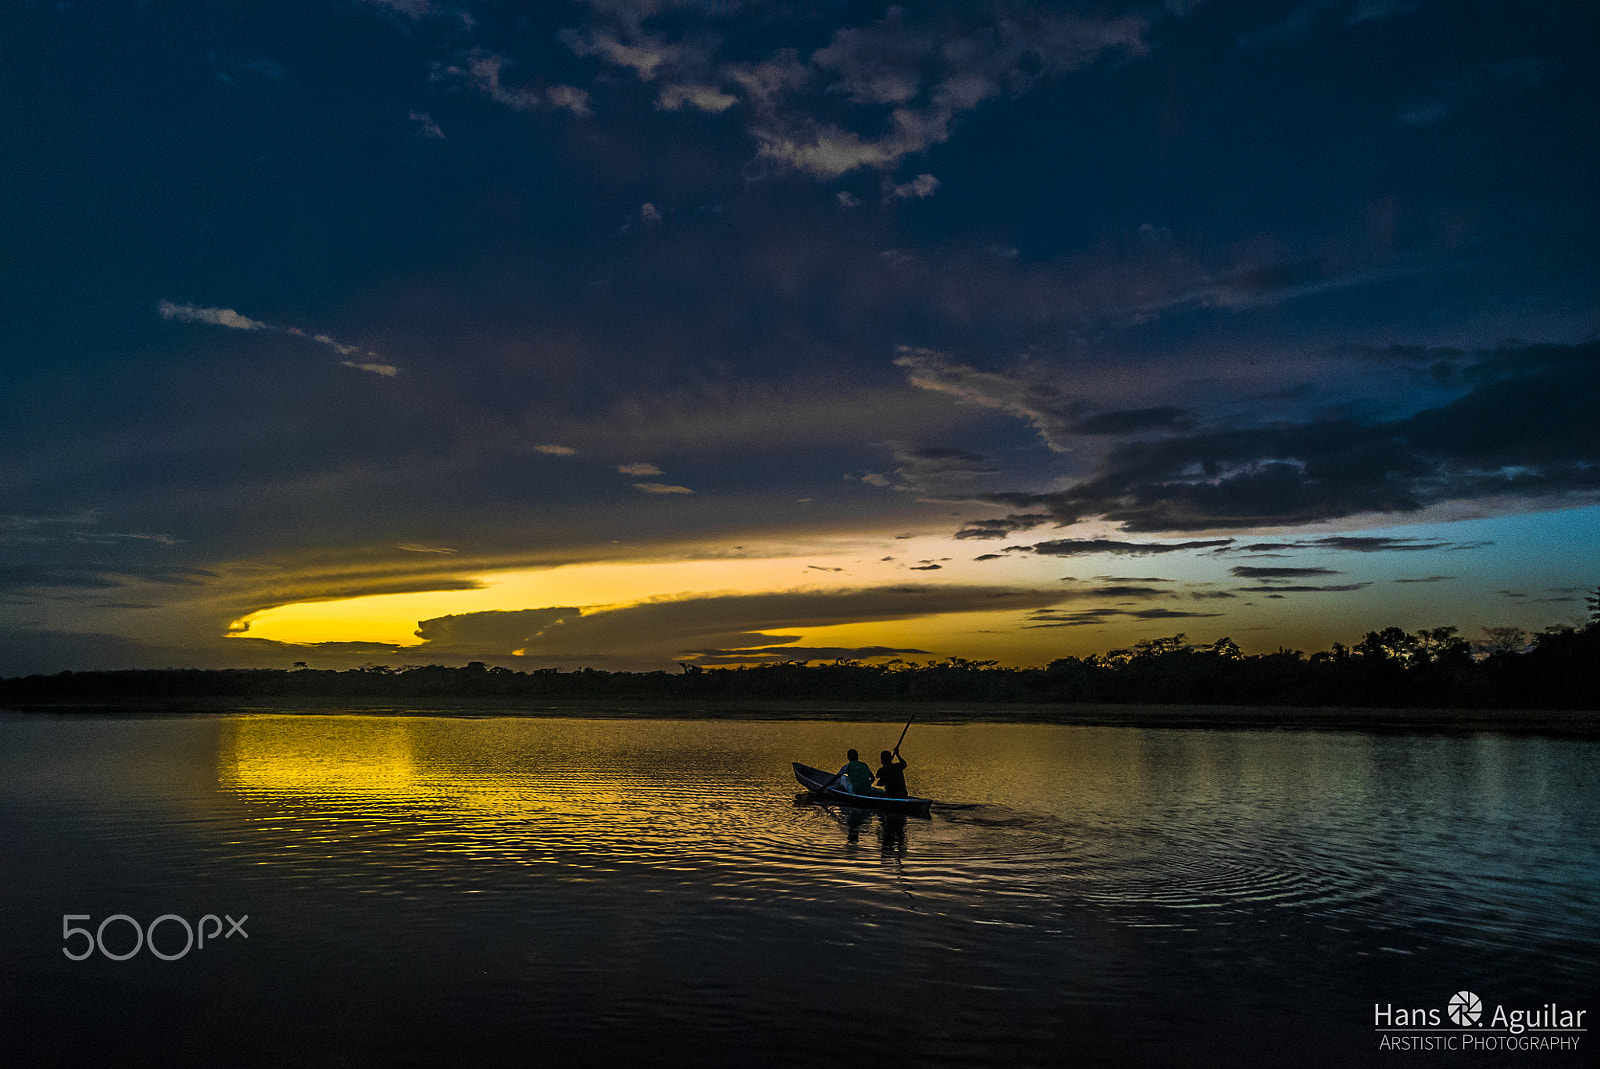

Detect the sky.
xmin=3 ymin=0 xmax=1597 ymax=675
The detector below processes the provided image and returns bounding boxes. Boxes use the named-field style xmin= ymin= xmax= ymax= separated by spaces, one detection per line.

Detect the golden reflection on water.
xmin=208 ymin=712 xmax=1557 ymax=895
xmin=214 ymin=714 xmax=745 ymax=839
xmin=216 ymin=713 xmax=1392 ymax=820
xmin=219 ymin=715 xmax=433 ymax=802
xmin=51 ymin=711 xmax=1596 ymax=963
xmin=9 ymin=714 xmax=1598 ymax=1068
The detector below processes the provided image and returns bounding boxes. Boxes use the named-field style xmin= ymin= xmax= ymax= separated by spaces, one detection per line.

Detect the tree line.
xmin=3 ymin=609 xmax=1596 ymax=710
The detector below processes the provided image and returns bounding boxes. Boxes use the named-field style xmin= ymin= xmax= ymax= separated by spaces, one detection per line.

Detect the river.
xmin=1 ymin=710 xmax=1594 ymax=1067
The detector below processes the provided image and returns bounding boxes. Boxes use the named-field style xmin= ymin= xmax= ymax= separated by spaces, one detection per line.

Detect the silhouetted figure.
xmin=837 ymin=748 xmax=873 ymax=794
xmin=874 ymin=748 xmax=909 ymax=798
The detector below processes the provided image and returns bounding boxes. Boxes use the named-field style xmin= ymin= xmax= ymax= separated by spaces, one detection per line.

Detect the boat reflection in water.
xmin=794 ymin=788 xmax=910 ymax=857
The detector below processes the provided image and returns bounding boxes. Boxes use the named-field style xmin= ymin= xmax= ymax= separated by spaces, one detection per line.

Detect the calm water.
xmin=1 ymin=710 xmax=1595 ymax=1068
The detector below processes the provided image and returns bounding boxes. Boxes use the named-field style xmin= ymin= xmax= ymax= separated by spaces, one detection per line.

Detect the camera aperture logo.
xmin=1374 ymin=990 xmax=1586 ymax=1053
xmin=1449 ymin=991 xmax=1484 ymax=1027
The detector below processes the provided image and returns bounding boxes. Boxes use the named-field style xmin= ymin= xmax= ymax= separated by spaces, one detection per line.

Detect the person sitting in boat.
xmin=874 ymin=748 xmax=909 ymax=798
xmin=836 ymin=749 xmax=874 ymax=795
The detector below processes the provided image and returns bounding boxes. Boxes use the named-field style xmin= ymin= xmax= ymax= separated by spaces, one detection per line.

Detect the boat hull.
xmin=793 ymin=762 xmax=934 ymax=817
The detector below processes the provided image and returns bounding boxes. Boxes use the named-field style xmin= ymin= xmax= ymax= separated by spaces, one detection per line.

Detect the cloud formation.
xmin=158 ymin=301 xmax=400 ymax=375
xmin=894 ymin=346 xmax=1089 ymax=451
xmin=431 ymin=48 xmax=592 ymax=116
xmin=935 ymin=342 xmax=1600 ymax=533
xmin=157 ymin=301 xmax=267 ymax=331
xmin=1235 ymin=583 xmax=1371 ymax=593
xmin=409 ymin=109 xmax=445 ymax=139
xmin=341 ymin=361 xmax=400 ymax=377
xmin=687 ymin=644 xmax=929 ymax=665
xmin=405 ymin=584 xmax=1069 ymax=667
xmin=1225 ymin=536 xmax=1485 ymax=553
xmin=413 ymin=607 xmax=580 ymax=655
xmin=888 ymin=173 xmax=940 ymax=200
xmin=1024 ymin=606 xmax=1223 ymax=629
xmin=1229 ymin=566 xmax=1342 ymax=579
xmin=559 ymin=3 xmax=1149 ymax=179
xmin=953 ymin=513 xmax=1051 ymax=540
xmin=1022 ymin=538 xmax=1236 ymax=557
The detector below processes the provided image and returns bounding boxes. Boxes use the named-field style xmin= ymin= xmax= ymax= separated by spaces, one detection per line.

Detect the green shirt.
xmin=838 ymin=759 xmax=873 ymax=794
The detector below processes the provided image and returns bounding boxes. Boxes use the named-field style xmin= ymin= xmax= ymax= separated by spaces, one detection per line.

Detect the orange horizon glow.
xmin=219 ymin=509 xmax=1596 ymax=669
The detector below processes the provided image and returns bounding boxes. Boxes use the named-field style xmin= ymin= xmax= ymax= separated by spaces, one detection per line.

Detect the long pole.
xmin=893 ymin=711 xmax=915 ymax=752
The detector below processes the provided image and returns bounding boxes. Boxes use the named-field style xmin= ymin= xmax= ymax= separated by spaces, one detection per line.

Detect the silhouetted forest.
xmin=3 ymin=616 xmax=1597 ymax=711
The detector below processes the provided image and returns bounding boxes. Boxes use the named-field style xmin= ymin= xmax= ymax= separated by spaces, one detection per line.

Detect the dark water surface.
xmin=1 ymin=711 xmax=1595 ymax=1067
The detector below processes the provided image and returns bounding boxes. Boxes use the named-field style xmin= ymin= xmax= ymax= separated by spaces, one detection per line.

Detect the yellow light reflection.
xmin=219 ymin=716 xmax=422 ymax=801
xmin=216 ymin=715 xmax=669 ymax=816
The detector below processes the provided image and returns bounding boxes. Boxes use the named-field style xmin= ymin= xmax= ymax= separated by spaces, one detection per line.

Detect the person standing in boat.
xmin=836 ymin=749 xmax=874 ymax=795
xmin=874 ymin=748 xmax=909 ymax=798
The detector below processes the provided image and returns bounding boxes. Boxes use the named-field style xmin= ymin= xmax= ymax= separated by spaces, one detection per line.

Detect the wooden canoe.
xmin=793 ymin=762 xmax=934 ymax=818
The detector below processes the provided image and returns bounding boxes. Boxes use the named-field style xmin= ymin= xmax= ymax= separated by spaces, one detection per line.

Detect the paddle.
xmin=867 ymin=712 xmax=915 ymax=798
xmin=892 ymin=711 xmax=915 ymax=754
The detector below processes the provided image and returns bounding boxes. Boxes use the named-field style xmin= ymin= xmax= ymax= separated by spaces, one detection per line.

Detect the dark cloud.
xmin=953 ymin=513 xmax=1051 ymax=540
xmin=1070 ymin=407 xmax=1193 ymax=436
xmin=232 ymin=573 xmax=489 ymax=617
xmin=404 ymin=585 xmax=1068 ymax=668
xmin=885 ymin=445 xmax=1001 ymax=495
xmin=0 ymin=627 xmax=409 ymax=676
xmin=1394 ymin=575 xmax=1454 ymax=584
xmin=685 ymin=645 xmax=930 ymax=666
xmin=1229 ymin=536 xmax=1472 ymax=553
xmin=907 ymin=446 xmax=989 ymax=467
xmin=1129 ymin=607 xmax=1227 ymax=620
xmin=1041 ymin=581 xmax=1234 ymax=603
xmin=1303 ymin=537 xmax=1451 ymax=552
xmin=1234 ymin=584 xmax=1371 ymax=593
xmin=559 ymin=3 xmax=1151 ymax=180
xmin=412 ymin=608 xmax=581 ymax=653
xmin=1024 ymin=538 xmax=1236 ymax=557
xmin=0 ymin=628 xmax=191 ymax=674
xmin=1229 ymin=566 xmax=1343 ymax=579
xmin=1024 ymin=606 xmax=1223 ymax=628
xmin=1079 ymin=585 xmax=1171 ymax=599
xmin=0 ymin=566 xmax=125 ymax=590
xmin=965 ymin=343 xmax=1600 ymax=532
